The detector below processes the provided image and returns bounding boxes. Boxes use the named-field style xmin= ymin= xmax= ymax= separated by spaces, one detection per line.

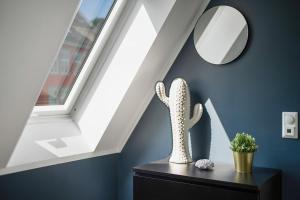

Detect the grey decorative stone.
xmin=195 ymin=159 xmax=214 ymax=170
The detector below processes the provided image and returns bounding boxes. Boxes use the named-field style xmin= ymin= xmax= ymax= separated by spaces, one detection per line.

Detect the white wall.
xmin=0 ymin=0 xmax=210 ymax=174
xmin=0 ymin=0 xmax=80 ymax=168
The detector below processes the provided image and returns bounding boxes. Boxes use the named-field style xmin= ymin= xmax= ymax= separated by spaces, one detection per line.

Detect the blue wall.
xmin=0 ymin=154 xmax=119 ymax=200
xmin=1 ymin=1 xmax=300 ymax=200
xmin=119 ymin=0 xmax=300 ymax=200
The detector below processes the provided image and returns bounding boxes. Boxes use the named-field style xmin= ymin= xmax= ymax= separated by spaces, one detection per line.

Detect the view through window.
xmin=36 ymin=0 xmax=115 ymax=106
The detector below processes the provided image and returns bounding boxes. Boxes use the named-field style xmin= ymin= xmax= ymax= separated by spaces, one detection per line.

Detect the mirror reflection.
xmin=194 ymin=6 xmax=248 ymax=65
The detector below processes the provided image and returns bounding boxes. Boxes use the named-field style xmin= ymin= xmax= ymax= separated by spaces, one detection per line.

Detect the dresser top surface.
xmin=133 ymin=160 xmax=281 ymax=190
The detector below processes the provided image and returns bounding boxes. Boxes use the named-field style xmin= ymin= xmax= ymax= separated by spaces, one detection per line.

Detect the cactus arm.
xmin=155 ymin=82 xmax=169 ymax=107
xmin=189 ymin=103 xmax=203 ymax=128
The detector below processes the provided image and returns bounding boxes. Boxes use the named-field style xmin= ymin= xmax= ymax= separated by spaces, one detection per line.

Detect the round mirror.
xmin=194 ymin=6 xmax=248 ymax=65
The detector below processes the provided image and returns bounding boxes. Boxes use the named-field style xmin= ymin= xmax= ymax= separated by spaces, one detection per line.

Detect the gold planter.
xmin=233 ymin=152 xmax=254 ymax=173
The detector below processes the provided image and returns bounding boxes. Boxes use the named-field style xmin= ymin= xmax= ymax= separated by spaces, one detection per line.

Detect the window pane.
xmin=36 ymin=0 xmax=115 ymax=106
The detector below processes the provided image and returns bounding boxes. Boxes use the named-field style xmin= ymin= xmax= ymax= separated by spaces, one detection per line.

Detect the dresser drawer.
xmin=133 ymin=161 xmax=281 ymax=200
xmin=134 ymin=175 xmax=258 ymax=200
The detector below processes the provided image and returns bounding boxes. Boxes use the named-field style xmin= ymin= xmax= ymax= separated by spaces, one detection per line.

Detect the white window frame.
xmin=33 ymin=0 xmax=126 ymax=116
xmin=3 ymin=0 xmax=209 ymax=175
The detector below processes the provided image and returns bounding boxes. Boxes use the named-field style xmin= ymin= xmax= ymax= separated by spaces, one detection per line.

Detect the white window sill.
xmin=2 ymin=0 xmax=210 ymax=175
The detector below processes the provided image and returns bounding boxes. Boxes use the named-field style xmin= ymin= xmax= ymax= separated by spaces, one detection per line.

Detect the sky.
xmin=79 ymin=0 xmax=115 ymax=22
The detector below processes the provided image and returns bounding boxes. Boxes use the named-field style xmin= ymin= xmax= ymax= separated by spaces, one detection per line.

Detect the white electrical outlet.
xmin=282 ymin=112 xmax=298 ymax=139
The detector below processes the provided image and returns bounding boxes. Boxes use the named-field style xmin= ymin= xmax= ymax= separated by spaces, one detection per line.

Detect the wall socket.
xmin=282 ymin=112 xmax=298 ymax=139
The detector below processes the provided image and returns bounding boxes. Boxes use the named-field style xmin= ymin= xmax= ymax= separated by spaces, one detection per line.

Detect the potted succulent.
xmin=230 ymin=133 xmax=258 ymax=173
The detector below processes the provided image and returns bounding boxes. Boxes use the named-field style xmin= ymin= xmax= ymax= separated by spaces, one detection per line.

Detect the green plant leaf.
xmin=230 ymin=132 xmax=258 ymax=153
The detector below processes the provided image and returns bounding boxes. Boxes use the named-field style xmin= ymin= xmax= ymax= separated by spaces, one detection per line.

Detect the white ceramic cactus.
xmin=156 ymin=78 xmax=203 ymax=164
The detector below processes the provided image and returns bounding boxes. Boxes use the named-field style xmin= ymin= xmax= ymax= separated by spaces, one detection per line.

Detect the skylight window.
xmin=36 ymin=0 xmax=115 ymax=106
xmin=5 ymin=0 xmax=203 ymax=172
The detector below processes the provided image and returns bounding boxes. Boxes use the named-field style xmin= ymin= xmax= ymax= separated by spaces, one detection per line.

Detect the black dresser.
xmin=133 ymin=160 xmax=281 ymax=200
